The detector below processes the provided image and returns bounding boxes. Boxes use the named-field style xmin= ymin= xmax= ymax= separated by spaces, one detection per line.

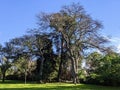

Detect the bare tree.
xmin=37 ymin=3 xmax=108 ymax=84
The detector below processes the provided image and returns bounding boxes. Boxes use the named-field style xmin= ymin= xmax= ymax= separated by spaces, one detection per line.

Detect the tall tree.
xmin=37 ymin=3 xmax=108 ymax=83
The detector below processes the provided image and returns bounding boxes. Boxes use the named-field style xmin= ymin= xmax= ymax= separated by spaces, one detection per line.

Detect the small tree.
xmin=0 ymin=43 xmax=15 ymax=82
xmin=0 ymin=57 xmax=11 ymax=82
xmin=15 ymin=56 xmax=29 ymax=84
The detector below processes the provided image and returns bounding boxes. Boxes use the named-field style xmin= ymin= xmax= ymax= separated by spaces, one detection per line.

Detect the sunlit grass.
xmin=0 ymin=80 xmax=120 ymax=90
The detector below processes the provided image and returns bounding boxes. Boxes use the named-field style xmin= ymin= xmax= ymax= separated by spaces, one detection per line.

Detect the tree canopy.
xmin=0 ymin=3 xmax=119 ymax=86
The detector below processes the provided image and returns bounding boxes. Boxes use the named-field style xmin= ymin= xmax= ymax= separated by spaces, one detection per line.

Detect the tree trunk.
xmin=25 ymin=69 xmax=27 ymax=84
xmin=71 ymin=58 xmax=77 ymax=84
xmin=62 ymin=33 xmax=79 ymax=84
xmin=57 ymin=56 xmax=63 ymax=82
xmin=75 ymin=58 xmax=79 ymax=83
xmin=39 ymin=56 xmax=44 ymax=83
xmin=2 ymin=71 xmax=6 ymax=83
xmin=57 ymin=35 xmax=64 ymax=82
xmin=68 ymin=49 xmax=78 ymax=84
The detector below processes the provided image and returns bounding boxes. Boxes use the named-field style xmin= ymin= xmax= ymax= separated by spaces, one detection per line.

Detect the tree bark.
xmin=25 ymin=69 xmax=27 ymax=84
xmin=68 ymin=49 xmax=79 ymax=84
xmin=57 ymin=36 xmax=63 ymax=82
xmin=57 ymin=57 xmax=63 ymax=82
xmin=75 ymin=58 xmax=79 ymax=83
xmin=2 ymin=71 xmax=6 ymax=83
xmin=71 ymin=58 xmax=77 ymax=84
xmin=39 ymin=56 xmax=44 ymax=83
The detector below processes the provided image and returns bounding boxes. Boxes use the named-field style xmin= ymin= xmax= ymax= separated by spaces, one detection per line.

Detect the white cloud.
xmin=106 ymin=37 xmax=120 ymax=53
xmin=109 ymin=37 xmax=120 ymax=43
xmin=116 ymin=44 xmax=120 ymax=53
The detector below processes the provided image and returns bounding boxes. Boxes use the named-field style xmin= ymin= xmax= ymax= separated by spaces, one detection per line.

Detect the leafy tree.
xmin=85 ymin=52 xmax=103 ymax=84
xmin=32 ymin=34 xmax=53 ymax=83
xmin=15 ymin=56 xmax=29 ymax=84
xmin=86 ymin=52 xmax=103 ymax=74
xmin=10 ymin=35 xmax=35 ymax=81
xmin=10 ymin=32 xmax=58 ymax=83
xmin=98 ymin=52 xmax=120 ymax=86
xmin=0 ymin=56 xmax=11 ymax=82
xmin=85 ymin=51 xmax=120 ymax=86
xmin=0 ymin=42 xmax=16 ymax=82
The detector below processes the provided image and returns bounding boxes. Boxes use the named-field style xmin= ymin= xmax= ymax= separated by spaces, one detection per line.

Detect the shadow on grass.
xmin=0 ymin=81 xmax=24 ymax=84
xmin=0 ymin=84 xmax=120 ymax=90
xmin=0 ymin=80 xmax=37 ymax=84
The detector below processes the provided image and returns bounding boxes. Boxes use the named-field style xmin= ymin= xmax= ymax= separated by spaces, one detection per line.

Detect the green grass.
xmin=0 ymin=81 xmax=120 ymax=90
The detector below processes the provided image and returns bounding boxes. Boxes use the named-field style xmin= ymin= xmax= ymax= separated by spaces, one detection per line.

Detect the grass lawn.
xmin=0 ymin=81 xmax=120 ymax=90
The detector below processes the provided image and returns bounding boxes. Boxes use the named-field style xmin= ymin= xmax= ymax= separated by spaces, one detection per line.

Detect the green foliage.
xmin=0 ymin=2 xmax=117 ymax=86
xmin=85 ymin=51 xmax=120 ymax=86
xmin=78 ymin=69 xmax=87 ymax=82
xmin=42 ymin=53 xmax=57 ymax=81
xmin=98 ymin=52 xmax=120 ymax=86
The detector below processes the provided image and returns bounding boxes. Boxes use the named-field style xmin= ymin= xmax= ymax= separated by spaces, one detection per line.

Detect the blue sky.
xmin=0 ymin=0 xmax=120 ymax=52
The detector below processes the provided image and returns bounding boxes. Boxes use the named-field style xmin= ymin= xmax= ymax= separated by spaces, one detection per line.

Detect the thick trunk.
xmin=57 ymin=57 xmax=63 ymax=82
xmin=71 ymin=58 xmax=77 ymax=84
xmin=57 ymin=35 xmax=64 ymax=82
xmin=69 ymin=50 xmax=79 ymax=84
xmin=61 ymin=33 xmax=79 ymax=84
